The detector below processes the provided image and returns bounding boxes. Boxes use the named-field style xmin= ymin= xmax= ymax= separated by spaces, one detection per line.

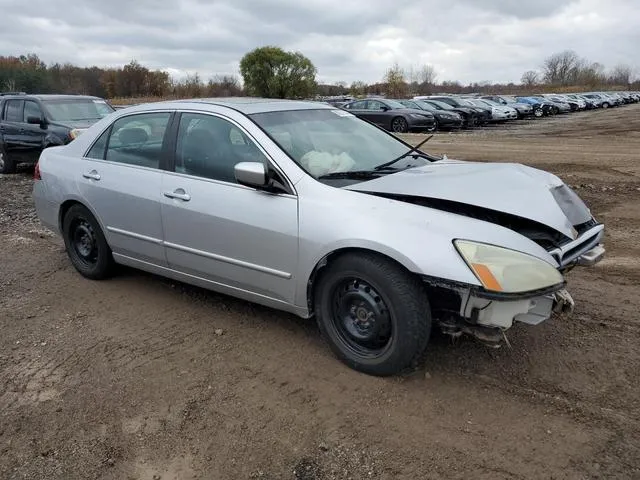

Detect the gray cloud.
xmin=0 ymin=0 xmax=637 ymax=85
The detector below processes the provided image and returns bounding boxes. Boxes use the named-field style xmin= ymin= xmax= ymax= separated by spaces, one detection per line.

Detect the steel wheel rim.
xmin=330 ymin=278 xmax=393 ymax=358
xmin=392 ymin=118 xmax=407 ymax=132
xmin=71 ymin=218 xmax=98 ymax=267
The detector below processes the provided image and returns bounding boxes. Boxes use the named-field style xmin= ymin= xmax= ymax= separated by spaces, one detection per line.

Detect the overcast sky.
xmin=0 ymin=0 xmax=638 ymax=85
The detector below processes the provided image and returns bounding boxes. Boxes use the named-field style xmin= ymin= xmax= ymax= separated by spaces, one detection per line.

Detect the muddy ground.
xmin=1 ymin=105 xmax=639 ymax=480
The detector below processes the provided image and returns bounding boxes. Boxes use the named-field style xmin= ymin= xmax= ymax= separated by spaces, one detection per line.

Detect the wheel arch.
xmin=305 ymin=246 xmax=422 ymax=315
xmin=58 ymin=198 xmax=108 ymax=240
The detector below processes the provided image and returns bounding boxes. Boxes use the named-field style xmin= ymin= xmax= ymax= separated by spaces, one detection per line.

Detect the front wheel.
xmin=0 ymin=145 xmax=16 ymax=174
xmin=62 ymin=204 xmax=115 ymax=280
xmin=391 ymin=116 xmax=409 ymax=133
xmin=534 ymin=108 xmax=544 ymax=118
xmin=314 ymin=253 xmax=431 ymax=376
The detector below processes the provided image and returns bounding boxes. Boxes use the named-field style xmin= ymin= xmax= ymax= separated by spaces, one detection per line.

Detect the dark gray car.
xmin=341 ymin=98 xmax=436 ymax=133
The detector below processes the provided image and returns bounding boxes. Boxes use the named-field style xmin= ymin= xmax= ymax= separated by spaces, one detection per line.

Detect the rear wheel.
xmin=391 ymin=116 xmax=409 ymax=133
xmin=314 ymin=253 xmax=431 ymax=376
xmin=428 ymin=118 xmax=439 ymax=132
xmin=62 ymin=204 xmax=115 ymax=280
xmin=0 ymin=145 xmax=16 ymax=174
xmin=602 ymin=102 xmax=610 ymax=109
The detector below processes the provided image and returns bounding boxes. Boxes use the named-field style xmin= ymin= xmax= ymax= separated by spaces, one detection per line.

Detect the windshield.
xmin=43 ymin=99 xmax=115 ymax=121
xmin=414 ymin=101 xmax=436 ymax=111
xmin=398 ymin=100 xmax=420 ymax=109
xmin=249 ymin=109 xmax=432 ymax=180
xmin=428 ymin=100 xmax=453 ymax=110
xmin=457 ymin=99 xmax=476 ymax=107
xmin=384 ymin=99 xmax=408 ymax=109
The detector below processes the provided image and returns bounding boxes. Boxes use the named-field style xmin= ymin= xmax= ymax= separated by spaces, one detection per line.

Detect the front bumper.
xmin=407 ymin=117 xmax=436 ymax=131
xmin=489 ymin=111 xmax=517 ymax=121
xmin=549 ymin=223 xmax=605 ymax=268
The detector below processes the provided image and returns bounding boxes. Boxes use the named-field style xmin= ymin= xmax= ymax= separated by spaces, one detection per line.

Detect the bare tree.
xmin=609 ymin=64 xmax=633 ymax=85
xmin=383 ymin=62 xmax=408 ymax=97
xmin=349 ymin=80 xmax=367 ymax=97
xmin=521 ymin=70 xmax=539 ymax=86
xmin=543 ymin=50 xmax=581 ymax=85
xmin=418 ymin=64 xmax=438 ymax=85
xmin=577 ymin=62 xmax=606 ymax=87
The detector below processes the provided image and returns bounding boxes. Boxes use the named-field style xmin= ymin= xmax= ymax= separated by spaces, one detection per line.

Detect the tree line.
xmin=1 ymin=48 xmax=637 ymax=102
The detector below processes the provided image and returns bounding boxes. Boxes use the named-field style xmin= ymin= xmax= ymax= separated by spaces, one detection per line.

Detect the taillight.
xmin=34 ymin=161 xmax=41 ymax=180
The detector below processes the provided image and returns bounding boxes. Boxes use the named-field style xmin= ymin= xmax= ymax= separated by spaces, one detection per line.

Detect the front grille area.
xmin=574 ymin=218 xmax=598 ymax=236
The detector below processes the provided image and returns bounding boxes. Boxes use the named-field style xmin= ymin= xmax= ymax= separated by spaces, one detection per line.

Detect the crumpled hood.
xmin=346 ymin=159 xmax=578 ymax=238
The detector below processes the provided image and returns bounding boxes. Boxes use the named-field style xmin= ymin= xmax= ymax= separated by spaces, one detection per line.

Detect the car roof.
xmin=140 ymin=97 xmax=334 ymax=115
xmin=0 ymin=94 xmax=105 ymax=101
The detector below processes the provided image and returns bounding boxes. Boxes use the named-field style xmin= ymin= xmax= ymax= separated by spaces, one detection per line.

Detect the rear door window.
xmin=104 ymin=112 xmax=171 ymax=169
xmin=4 ymin=100 xmax=24 ymax=122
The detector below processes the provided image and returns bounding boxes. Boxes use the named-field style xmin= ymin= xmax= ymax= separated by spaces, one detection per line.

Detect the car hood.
xmin=50 ymin=119 xmax=103 ymax=129
xmin=449 ymin=107 xmax=476 ymax=115
xmin=345 ymin=159 xmax=580 ymax=239
xmin=508 ymin=102 xmax=531 ymax=109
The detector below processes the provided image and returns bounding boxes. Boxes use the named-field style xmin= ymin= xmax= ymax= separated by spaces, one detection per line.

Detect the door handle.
xmin=164 ymin=189 xmax=191 ymax=201
xmin=82 ymin=170 xmax=101 ymax=181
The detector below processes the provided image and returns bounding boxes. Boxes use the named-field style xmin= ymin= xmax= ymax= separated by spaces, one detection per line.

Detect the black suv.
xmin=0 ymin=93 xmax=115 ymax=173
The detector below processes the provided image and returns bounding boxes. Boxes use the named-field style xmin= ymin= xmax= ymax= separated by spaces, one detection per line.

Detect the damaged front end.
xmin=422 ymin=238 xmax=590 ymax=348
xmin=423 ymin=277 xmax=575 ymax=348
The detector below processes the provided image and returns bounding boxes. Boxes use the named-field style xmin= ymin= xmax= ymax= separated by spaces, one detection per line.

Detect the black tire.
xmin=62 ymin=204 xmax=115 ymax=280
xmin=0 ymin=144 xmax=16 ymax=174
xmin=314 ymin=253 xmax=431 ymax=376
xmin=391 ymin=116 xmax=409 ymax=133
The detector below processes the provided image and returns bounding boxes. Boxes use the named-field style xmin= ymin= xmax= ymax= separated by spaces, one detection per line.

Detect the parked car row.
xmin=333 ymin=91 xmax=639 ymax=134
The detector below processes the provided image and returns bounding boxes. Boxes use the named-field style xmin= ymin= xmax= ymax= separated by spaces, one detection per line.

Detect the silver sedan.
xmin=33 ymin=98 xmax=605 ymax=376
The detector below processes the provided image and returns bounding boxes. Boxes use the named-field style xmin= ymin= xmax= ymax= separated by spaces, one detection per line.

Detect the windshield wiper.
xmin=374 ymin=135 xmax=435 ymax=171
xmin=318 ymin=170 xmax=382 ymax=180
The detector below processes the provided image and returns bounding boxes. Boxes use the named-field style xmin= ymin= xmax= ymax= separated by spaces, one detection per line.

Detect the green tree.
xmin=239 ymin=46 xmax=316 ymax=99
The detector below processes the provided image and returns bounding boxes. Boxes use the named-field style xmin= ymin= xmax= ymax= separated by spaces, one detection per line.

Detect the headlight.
xmin=454 ymin=240 xmax=564 ymax=293
xmin=68 ymin=128 xmax=85 ymax=140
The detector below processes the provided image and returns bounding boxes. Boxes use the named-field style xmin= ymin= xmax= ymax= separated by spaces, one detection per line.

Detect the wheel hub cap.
xmin=333 ymin=279 xmax=392 ymax=353
xmin=73 ymin=222 xmax=96 ymax=260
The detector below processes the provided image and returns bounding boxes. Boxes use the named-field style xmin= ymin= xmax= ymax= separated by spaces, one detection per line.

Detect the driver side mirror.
xmin=27 ymin=115 xmax=45 ymax=126
xmin=234 ymin=162 xmax=268 ymax=188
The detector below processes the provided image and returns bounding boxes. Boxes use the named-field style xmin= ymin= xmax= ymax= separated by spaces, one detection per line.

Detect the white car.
xmin=468 ymin=99 xmax=518 ymax=121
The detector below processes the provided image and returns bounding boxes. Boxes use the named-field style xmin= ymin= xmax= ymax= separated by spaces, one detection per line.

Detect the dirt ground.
xmin=1 ymin=105 xmax=639 ymax=480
